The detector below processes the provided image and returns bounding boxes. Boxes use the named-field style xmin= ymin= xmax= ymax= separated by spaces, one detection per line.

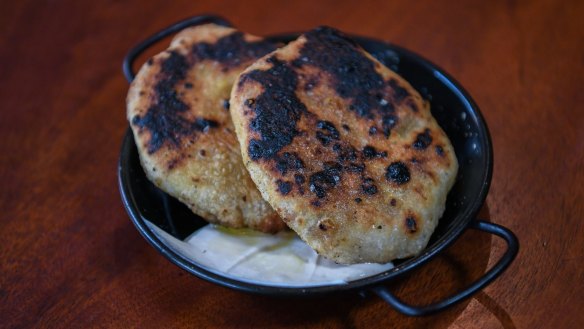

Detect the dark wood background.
xmin=1 ymin=0 xmax=582 ymax=327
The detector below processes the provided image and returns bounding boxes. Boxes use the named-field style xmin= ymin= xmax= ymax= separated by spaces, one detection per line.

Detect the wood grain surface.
xmin=1 ymin=0 xmax=583 ymax=328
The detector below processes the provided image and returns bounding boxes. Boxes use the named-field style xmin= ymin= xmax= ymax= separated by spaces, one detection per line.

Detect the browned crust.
xmin=231 ymin=26 xmax=458 ymax=262
xmin=127 ymin=24 xmax=286 ymax=233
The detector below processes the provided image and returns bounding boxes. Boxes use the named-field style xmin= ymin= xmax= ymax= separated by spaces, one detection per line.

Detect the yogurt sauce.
xmin=146 ymin=221 xmax=394 ymax=287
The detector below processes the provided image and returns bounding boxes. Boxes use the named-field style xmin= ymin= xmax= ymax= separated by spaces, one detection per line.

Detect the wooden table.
xmin=1 ymin=0 xmax=582 ymax=327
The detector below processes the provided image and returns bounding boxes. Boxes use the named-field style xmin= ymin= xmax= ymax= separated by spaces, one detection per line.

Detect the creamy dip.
xmin=146 ymin=221 xmax=394 ymax=287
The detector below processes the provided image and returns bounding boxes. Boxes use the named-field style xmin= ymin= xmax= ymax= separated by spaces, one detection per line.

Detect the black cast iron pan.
xmin=118 ymin=15 xmax=519 ymax=316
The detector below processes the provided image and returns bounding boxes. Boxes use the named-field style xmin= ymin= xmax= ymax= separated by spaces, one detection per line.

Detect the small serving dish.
xmin=118 ymin=15 xmax=518 ymax=316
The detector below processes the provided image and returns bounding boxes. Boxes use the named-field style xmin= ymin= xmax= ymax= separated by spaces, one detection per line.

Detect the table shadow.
xmin=474 ymin=291 xmax=517 ymax=329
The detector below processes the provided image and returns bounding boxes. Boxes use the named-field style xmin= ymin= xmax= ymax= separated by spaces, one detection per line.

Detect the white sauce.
xmin=146 ymin=221 xmax=394 ymax=287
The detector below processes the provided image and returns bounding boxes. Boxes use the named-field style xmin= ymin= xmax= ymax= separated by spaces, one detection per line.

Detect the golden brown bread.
xmin=230 ymin=27 xmax=458 ymax=263
xmin=126 ymin=24 xmax=286 ymax=233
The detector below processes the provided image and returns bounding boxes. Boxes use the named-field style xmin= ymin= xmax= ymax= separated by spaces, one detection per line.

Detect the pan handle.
xmin=371 ymin=220 xmax=519 ymax=316
xmin=122 ymin=15 xmax=232 ymax=83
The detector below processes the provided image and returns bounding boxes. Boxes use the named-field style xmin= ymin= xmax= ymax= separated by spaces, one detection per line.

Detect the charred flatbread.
xmin=127 ymin=24 xmax=286 ymax=233
xmin=230 ymin=26 xmax=458 ymax=263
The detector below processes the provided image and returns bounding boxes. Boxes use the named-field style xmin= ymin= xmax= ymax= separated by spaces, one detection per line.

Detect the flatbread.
xmin=230 ymin=26 xmax=458 ymax=263
xmin=127 ymin=24 xmax=286 ymax=233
